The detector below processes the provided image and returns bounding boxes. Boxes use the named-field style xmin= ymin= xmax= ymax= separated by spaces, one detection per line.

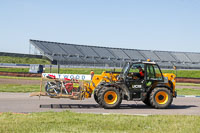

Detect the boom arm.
xmin=84 ymin=71 xmax=120 ymax=98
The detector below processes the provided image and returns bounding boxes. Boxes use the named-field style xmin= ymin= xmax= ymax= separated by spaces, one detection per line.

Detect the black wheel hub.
xmin=158 ymin=95 xmax=164 ymax=100
xmin=108 ymin=95 xmax=113 ymax=100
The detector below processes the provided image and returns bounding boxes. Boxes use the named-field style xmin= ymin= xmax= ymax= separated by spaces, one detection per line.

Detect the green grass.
xmin=0 ymin=56 xmax=51 ymax=64
xmin=149 ymin=69 xmax=200 ymax=78
xmin=0 ymin=76 xmax=40 ymax=80
xmin=0 ymin=67 xmax=29 ymax=73
xmin=0 ymin=84 xmax=40 ymax=93
xmin=162 ymin=69 xmax=200 ymax=78
xmin=176 ymin=83 xmax=200 ymax=86
xmin=0 ymin=67 xmax=119 ymax=74
xmin=176 ymin=88 xmax=200 ymax=96
xmin=1 ymin=67 xmax=200 ymax=78
xmin=0 ymin=111 xmax=199 ymax=133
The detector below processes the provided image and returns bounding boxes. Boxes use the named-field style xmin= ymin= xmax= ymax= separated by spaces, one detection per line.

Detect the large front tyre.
xmin=93 ymin=84 xmax=104 ymax=104
xmin=150 ymin=87 xmax=173 ymax=109
xmin=142 ymin=94 xmax=151 ymax=106
xmin=98 ymin=87 xmax=122 ymax=109
xmin=94 ymin=89 xmax=99 ymax=104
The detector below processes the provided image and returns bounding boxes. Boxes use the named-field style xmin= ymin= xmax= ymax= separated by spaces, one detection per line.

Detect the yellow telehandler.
xmin=84 ymin=61 xmax=176 ymax=109
xmin=32 ymin=61 xmax=176 ymax=109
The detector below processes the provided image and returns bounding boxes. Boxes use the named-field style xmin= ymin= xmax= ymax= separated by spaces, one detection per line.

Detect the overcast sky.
xmin=0 ymin=0 xmax=200 ymax=54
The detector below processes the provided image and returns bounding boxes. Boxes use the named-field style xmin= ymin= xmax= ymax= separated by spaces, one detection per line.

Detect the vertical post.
xmin=60 ymin=80 xmax=63 ymax=96
xmin=50 ymin=65 xmax=52 ymax=73
xmin=81 ymin=81 xmax=84 ymax=100
xmin=39 ymin=74 xmax=43 ymax=99
xmin=58 ymin=63 xmax=60 ymax=74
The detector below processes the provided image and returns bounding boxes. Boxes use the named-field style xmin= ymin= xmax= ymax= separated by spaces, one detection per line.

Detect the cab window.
xmin=146 ymin=64 xmax=163 ymax=80
xmin=129 ymin=63 xmax=144 ymax=73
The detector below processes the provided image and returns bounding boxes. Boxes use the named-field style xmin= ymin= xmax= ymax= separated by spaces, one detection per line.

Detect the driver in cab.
xmin=131 ymin=66 xmax=144 ymax=80
xmin=137 ymin=66 xmax=144 ymax=79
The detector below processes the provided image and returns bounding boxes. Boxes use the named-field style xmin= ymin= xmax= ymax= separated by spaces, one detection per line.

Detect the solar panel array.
xmin=30 ymin=39 xmax=200 ymax=69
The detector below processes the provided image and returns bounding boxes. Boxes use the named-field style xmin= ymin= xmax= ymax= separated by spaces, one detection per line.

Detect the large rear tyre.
xmin=150 ymin=87 xmax=173 ymax=109
xmin=98 ymin=87 xmax=122 ymax=109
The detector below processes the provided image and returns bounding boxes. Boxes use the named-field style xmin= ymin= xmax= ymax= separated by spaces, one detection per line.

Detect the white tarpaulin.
xmin=42 ymin=73 xmax=91 ymax=80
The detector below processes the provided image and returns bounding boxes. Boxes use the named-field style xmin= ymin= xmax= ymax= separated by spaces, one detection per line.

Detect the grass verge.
xmin=0 ymin=76 xmax=40 ymax=80
xmin=0 ymin=84 xmax=40 ymax=93
xmin=176 ymin=83 xmax=200 ymax=87
xmin=46 ymin=67 xmax=121 ymax=74
xmin=0 ymin=67 xmax=29 ymax=73
xmin=0 ymin=111 xmax=200 ymax=133
xmin=162 ymin=69 xmax=200 ymax=78
xmin=176 ymin=88 xmax=200 ymax=96
xmin=0 ymin=56 xmax=51 ymax=64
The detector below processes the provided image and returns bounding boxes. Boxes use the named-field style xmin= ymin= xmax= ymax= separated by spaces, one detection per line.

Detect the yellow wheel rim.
xmin=104 ymin=91 xmax=118 ymax=104
xmin=155 ymin=91 xmax=168 ymax=104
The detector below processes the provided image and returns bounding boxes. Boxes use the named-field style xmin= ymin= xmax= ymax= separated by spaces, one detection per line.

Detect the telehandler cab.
xmin=93 ymin=61 xmax=176 ymax=109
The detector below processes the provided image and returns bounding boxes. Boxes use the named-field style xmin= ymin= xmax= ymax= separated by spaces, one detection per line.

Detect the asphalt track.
xmin=0 ymin=93 xmax=200 ymax=115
